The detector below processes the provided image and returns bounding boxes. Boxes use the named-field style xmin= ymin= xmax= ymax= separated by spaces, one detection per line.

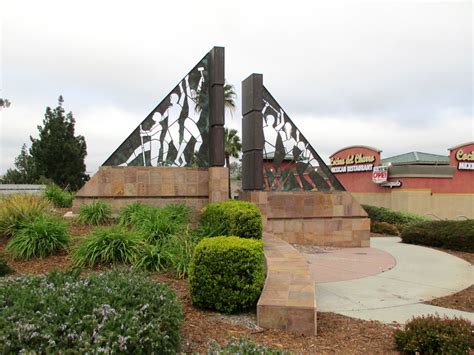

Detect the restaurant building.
xmin=329 ymin=142 xmax=474 ymax=220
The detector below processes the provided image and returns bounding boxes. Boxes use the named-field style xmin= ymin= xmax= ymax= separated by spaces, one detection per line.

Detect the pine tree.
xmin=30 ymin=96 xmax=89 ymax=190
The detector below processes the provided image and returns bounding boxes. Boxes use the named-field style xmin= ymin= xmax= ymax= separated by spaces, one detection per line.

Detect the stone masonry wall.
xmin=73 ymin=166 xmax=229 ymax=218
xmin=240 ymin=190 xmax=370 ymax=247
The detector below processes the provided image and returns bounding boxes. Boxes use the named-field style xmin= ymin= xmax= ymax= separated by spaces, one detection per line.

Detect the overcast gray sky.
xmin=1 ymin=0 xmax=472 ymax=175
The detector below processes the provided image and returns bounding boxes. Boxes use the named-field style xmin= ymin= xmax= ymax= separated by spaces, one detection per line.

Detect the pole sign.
xmin=372 ymin=165 xmax=388 ymax=184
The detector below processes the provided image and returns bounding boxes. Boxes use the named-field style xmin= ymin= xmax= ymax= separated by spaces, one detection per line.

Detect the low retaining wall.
xmin=73 ymin=166 xmax=229 ymax=216
xmin=240 ymin=190 xmax=370 ymax=247
xmin=258 ymin=233 xmax=317 ymax=335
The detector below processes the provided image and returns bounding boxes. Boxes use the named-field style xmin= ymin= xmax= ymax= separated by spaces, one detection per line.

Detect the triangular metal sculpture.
xmin=242 ymin=74 xmax=345 ymax=192
xmin=103 ymin=47 xmax=225 ymax=168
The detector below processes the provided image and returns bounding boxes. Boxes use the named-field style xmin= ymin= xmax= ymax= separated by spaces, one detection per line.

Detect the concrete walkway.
xmin=306 ymin=237 xmax=474 ymax=323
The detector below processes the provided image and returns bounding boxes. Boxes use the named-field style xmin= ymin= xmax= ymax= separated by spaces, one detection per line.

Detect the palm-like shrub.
xmin=77 ymin=201 xmax=112 ymax=225
xmin=6 ymin=214 xmax=69 ymax=260
xmin=72 ymin=226 xmax=144 ymax=267
xmin=0 ymin=194 xmax=52 ymax=237
xmin=43 ymin=184 xmax=74 ymax=208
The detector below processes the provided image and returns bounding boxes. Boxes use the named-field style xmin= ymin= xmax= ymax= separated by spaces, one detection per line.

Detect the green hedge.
xmin=401 ymin=219 xmax=474 ymax=252
xmin=362 ymin=205 xmax=427 ymax=230
xmin=199 ymin=200 xmax=262 ymax=239
xmin=395 ymin=315 xmax=473 ymax=354
xmin=0 ymin=270 xmax=183 ymax=353
xmin=189 ymin=236 xmax=265 ymax=313
xmin=370 ymin=221 xmax=399 ymax=236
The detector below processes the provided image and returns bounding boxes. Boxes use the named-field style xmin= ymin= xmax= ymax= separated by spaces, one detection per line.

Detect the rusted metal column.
xmin=209 ymin=46 xmax=225 ymax=167
xmin=242 ymin=74 xmax=264 ymax=190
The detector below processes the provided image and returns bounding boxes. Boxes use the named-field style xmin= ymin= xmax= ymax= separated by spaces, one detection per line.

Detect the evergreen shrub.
xmin=189 ymin=236 xmax=264 ymax=313
xmin=394 ymin=315 xmax=473 ymax=354
xmin=401 ymin=219 xmax=474 ymax=252
xmin=199 ymin=200 xmax=262 ymax=240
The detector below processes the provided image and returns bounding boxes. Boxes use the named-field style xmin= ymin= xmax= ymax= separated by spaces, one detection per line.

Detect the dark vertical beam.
xmin=209 ymin=46 xmax=225 ymax=167
xmin=242 ymin=74 xmax=264 ymax=190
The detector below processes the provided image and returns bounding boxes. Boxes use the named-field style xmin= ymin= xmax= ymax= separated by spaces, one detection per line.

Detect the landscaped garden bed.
xmin=1 ymin=195 xmax=472 ymax=353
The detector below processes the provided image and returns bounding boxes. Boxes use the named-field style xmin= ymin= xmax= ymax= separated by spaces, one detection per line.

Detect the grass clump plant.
xmin=394 ymin=315 xmax=473 ymax=354
xmin=43 ymin=184 xmax=74 ymax=208
xmin=6 ymin=214 xmax=69 ymax=260
xmin=72 ymin=226 xmax=144 ymax=267
xmin=189 ymin=236 xmax=264 ymax=313
xmin=77 ymin=201 xmax=112 ymax=225
xmin=0 ymin=194 xmax=52 ymax=237
xmin=0 ymin=269 xmax=183 ymax=353
xmin=118 ymin=202 xmax=150 ymax=227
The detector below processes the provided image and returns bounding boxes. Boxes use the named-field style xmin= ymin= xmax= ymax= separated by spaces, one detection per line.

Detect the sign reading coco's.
xmin=456 ymin=149 xmax=474 ymax=170
xmin=330 ymin=153 xmax=375 ymax=173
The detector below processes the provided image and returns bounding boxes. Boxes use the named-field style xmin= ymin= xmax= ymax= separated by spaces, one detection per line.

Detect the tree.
xmin=30 ymin=96 xmax=89 ymax=190
xmin=0 ymin=98 xmax=11 ymax=109
xmin=0 ymin=144 xmax=39 ymax=184
xmin=224 ymin=128 xmax=242 ymax=168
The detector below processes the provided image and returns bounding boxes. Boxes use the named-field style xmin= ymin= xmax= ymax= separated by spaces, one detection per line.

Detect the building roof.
xmin=448 ymin=142 xmax=474 ymax=151
xmin=330 ymin=145 xmax=382 ymax=156
xmin=381 ymin=151 xmax=450 ymax=166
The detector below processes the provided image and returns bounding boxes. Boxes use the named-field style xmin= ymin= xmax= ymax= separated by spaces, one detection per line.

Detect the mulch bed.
xmin=0 ymin=222 xmax=401 ymax=353
xmin=1 ymin=217 xmax=472 ymax=352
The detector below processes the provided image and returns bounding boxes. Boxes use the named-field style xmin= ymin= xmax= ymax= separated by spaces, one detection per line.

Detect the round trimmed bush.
xmin=189 ymin=236 xmax=265 ymax=313
xmin=72 ymin=226 xmax=145 ymax=267
xmin=394 ymin=315 xmax=473 ymax=354
xmin=6 ymin=214 xmax=69 ymax=260
xmin=0 ymin=270 xmax=183 ymax=353
xmin=199 ymin=200 xmax=263 ymax=239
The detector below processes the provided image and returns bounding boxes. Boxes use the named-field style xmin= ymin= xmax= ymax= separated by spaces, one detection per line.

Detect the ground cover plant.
xmin=199 ymin=200 xmax=262 ymax=239
xmin=43 ymin=184 xmax=74 ymax=208
xmin=401 ymin=219 xmax=474 ymax=252
xmin=6 ymin=214 xmax=69 ymax=260
xmin=394 ymin=315 xmax=473 ymax=354
xmin=189 ymin=236 xmax=265 ymax=313
xmin=0 ymin=269 xmax=183 ymax=353
xmin=209 ymin=337 xmax=290 ymax=354
xmin=0 ymin=194 xmax=52 ymax=237
xmin=362 ymin=204 xmax=427 ymax=232
xmin=77 ymin=201 xmax=112 ymax=225
xmin=72 ymin=226 xmax=144 ymax=267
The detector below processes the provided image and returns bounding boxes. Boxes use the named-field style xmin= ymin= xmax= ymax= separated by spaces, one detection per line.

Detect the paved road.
xmin=308 ymin=237 xmax=474 ymax=323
